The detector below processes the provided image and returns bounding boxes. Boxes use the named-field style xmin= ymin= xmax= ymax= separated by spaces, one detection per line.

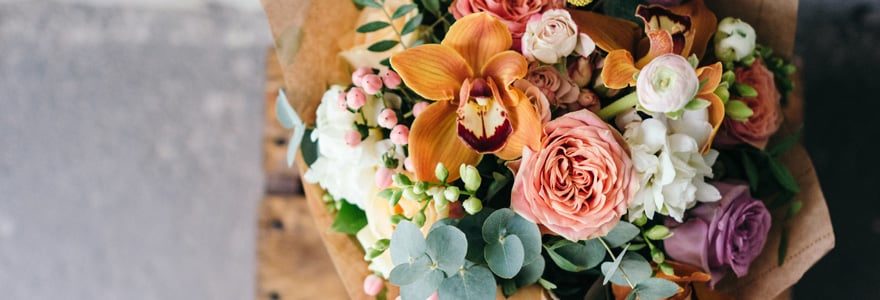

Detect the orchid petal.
xmin=442 ymin=12 xmax=512 ymax=74
xmin=601 ymin=50 xmax=639 ymax=89
xmin=390 ymin=44 xmax=473 ymax=101
xmin=568 ymin=9 xmax=640 ymax=53
xmin=409 ymin=101 xmax=482 ymax=182
xmin=481 ymin=51 xmax=528 ymax=88
xmin=668 ymin=0 xmax=717 ymax=58
xmin=495 ymin=87 xmax=542 ymax=160
xmin=702 ymin=93 xmax=725 ymax=154
xmin=637 ymin=5 xmax=692 ymax=55
xmin=696 ymin=62 xmax=723 ymax=95
xmin=635 ymin=30 xmax=675 ymax=68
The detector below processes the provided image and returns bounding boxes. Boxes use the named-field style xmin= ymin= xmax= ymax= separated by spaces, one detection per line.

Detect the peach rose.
xmin=718 ymin=59 xmax=783 ymax=149
xmin=526 ymin=63 xmax=580 ymax=109
xmin=449 ymin=0 xmax=564 ymax=50
xmin=511 ymin=110 xmax=637 ymax=241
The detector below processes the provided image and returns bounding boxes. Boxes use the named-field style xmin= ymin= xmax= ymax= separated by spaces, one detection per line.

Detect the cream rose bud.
xmin=522 ymin=9 xmax=579 ymax=64
xmin=636 ymin=54 xmax=699 ymax=113
xmin=714 ymin=17 xmax=757 ymax=63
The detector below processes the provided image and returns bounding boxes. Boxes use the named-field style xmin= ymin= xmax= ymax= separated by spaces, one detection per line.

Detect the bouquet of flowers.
xmin=265 ymin=0 xmax=834 ymax=299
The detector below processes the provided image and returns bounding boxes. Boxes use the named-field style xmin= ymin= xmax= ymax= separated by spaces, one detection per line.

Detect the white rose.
xmin=622 ymin=114 xmax=721 ymax=222
xmin=304 ymin=86 xmax=395 ymax=208
xmin=339 ymin=0 xmax=419 ymax=70
xmin=522 ymin=9 xmax=579 ymax=64
xmin=636 ymin=54 xmax=699 ymax=113
xmin=714 ymin=17 xmax=757 ymax=63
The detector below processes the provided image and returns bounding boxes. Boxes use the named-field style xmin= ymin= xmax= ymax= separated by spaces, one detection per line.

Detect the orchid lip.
xmin=456 ymin=77 xmax=513 ymax=153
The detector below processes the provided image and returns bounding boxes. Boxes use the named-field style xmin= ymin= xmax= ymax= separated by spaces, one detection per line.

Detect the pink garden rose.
xmin=511 ymin=110 xmax=637 ymax=241
xmin=449 ymin=0 xmax=564 ymax=50
xmin=717 ymin=59 xmax=783 ymax=149
xmin=526 ymin=63 xmax=580 ymax=109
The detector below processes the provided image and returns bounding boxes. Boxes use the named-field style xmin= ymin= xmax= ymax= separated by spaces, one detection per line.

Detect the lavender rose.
xmin=663 ymin=182 xmax=772 ymax=286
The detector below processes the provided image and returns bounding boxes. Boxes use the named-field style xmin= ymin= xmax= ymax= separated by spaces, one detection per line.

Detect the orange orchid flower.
xmin=611 ymin=260 xmax=715 ymax=300
xmin=390 ymin=13 xmax=541 ymax=182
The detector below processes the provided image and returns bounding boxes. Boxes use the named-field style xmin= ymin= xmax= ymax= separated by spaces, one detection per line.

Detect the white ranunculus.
xmin=714 ymin=17 xmax=757 ymax=63
xmin=304 ymin=85 xmax=395 ymax=208
xmin=622 ymin=111 xmax=721 ymax=222
xmin=636 ymin=54 xmax=699 ymax=114
xmin=522 ymin=9 xmax=579 ymax=64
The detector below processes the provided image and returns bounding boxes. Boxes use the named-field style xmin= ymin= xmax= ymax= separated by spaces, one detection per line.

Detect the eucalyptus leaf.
xmin=357 ymin=21 xmax=391 ymax=33
xmin=633 ymin=278 xmax=680 ymax=300
xmin=368 ymin=40 xmax=400 ymax=52
xmin=545 ymin=239 xmax=604 ymax=272
xmin=482 ymin=208 xmax=514 ymax=243
xmin=400 ymin=13 xmax=423 ymax=35
xmin=438 ymin=265 xmax=496 ymax=300
xmin=392 ymin=4 xmax=417 ymax=19
xmin=391 ymin=221 xmax=427 ymax=265
xmin=601 ymin=252 xmax=652 ymax=286
xmin=485 ymin=235 xmax=525 ymax=278
xmin=602 ymin=222 xmax=640 ymax=248
xmin=457 ymin=209 xmax=493 ymax=262
xmin=400 ymin=268 xmax=444 ymax=300
xmin=505 ymin=214 xmax=541 ymax=264
xmin=426 ymin=225 xmax=468 ymax=275
xmin=600 ymin=244 xmax=628 ymax=285
xmin=514 ymin=256 xmax=545 ymax=287
xmin=389 ymin=255 xmax=432 ymax=286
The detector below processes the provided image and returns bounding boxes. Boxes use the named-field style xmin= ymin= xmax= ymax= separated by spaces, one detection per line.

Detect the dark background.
xmin=796 ymin=0 xmax=880 ymax=298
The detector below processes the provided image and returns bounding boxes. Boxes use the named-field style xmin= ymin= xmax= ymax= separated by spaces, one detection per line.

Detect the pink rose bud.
xmin=345 ymin=130 xmax=362 ymax=147
xmin=412 ymin=101 xmax=429 ymax=118
xmin=362 ymin=274 xmax=384 ymax=296
xmin=377 ymin=108 xmax=398 ymax=129
xmin=346 ymin=87 xmax=367 ymax=110
xmin=404 ymin=157 xmax=415 ymax=172
xmin=427 ymin=292 xmax=439 ymax=300
xmin=381 ymin=69 xmax=402 ymax=89
xmin=390 ymin=125 xmax=409 ymax=145
xmin=375 ymin=167 xmax=394 ymax=189
xmin=362 ymin=74 xmax=384 ymax=95
xmin=351 ymin=67 xmax=373 ymax=87
xmin=336 ymin=91 xmax=347 ymax=110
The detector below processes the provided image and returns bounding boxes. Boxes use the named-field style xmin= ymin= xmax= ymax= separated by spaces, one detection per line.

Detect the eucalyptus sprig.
xmin=353 ymin=0 xmax=425 ymax=51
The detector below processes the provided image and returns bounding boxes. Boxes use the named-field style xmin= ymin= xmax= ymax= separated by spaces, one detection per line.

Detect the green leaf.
xmin=505 ymin=213 xmax=542 ymax=264
xmin=633 ymin=278 xmax=680 ymax=300
xmin=485 ymin=235 xmax=525 ymax=278
xmin=685 ymin=98 xmax=711 ymax=110
xmin=605 ymin=0 xmax=644 ymax=23
xmin=741 ymin=151 xmax=759 ymax=191
xmin=400 ymin=269 xmax=444 ymax=300
xmin=482 ymin=208 xmax=514 ymax=243
xmin=778 ymin=226 xmax=789 ymax=266
xmin=368 ymin=40 xmax=400 ymax=52
xmin=768 ymin=130 xmax=802 ymax=157
xmin=300 ymin=128 xmax=319 ymax=167
xmin=439 ymin=265 xmax=496 ymax=300
xmin=389 ymin=254 xmax=432 ymax=285
xmin=357 ymin=21 xmax=391 ymax=33
xmin=769 ymin=158 xmax=800 ymax=193
xmin=391 ymin=221 xmax=427 ymax=265
xmin=545 ymin=239 xmax=605 ymax=272
xmin=400 ymin=13 xmax=423 ymax=36
xmin=330 ymin=201 xmax=367 ymax=234
xmin=426 ymin=225 xmax=468 ymax=275
xmin=379 ymin=57 xmax=391 ymax=67
xmin=603 ymin=221 xmax=640 ymax=248
xmin=422 ymin=0 xmax=440 ymax=16
xmin=735 ymin=83 xmax=758 ymax=97
xmin=602 ymin=252 xmax=652 ymax=286
xmin=514 ymin=256 xmax=545 ymax=287
xmin=392 ymin=4 xmax=417 ymax=19
xmin=353 ymin=0 xmax=382 ymax=9
xmin=725 ymin=100 xmax=754 ymax=121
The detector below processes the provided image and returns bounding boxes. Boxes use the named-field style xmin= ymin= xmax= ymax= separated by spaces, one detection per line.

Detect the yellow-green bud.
xmin=444 ymin=186 xmax=460 ymax=202
xmin=645 ymin=225 xmax=672 ymax=240
xmin=463 ymin=197 xmax=483 ymax=215
xmin=460 ymin=165 xmax=481 ymax=192
xmin=435 ymin=163 xmax=449 ymax=182
xmin=413 ymin=212 xmax=426 ymax=227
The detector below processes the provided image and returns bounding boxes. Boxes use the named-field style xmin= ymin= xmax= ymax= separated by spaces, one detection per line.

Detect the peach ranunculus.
xmin=449 ymin=0 xmax=564 ymax=51
xmin=717 ymin=59 xmax=783 ymax=149
xmin=511 ymin=110 xmax=638 ymax=241
xmin=339 ymin=0 xmax=418 ymax=69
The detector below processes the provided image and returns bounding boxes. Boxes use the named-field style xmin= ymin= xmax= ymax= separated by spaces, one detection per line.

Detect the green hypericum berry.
xmin=714 ymin=84 xmax=730 ymax=103
xmin=392 ymin=173 xmax=412 ymax=186
xmin=463 ymin=197 xmax=483 ymax=215
xmin=726 ymin=100 xmax=754 ymax=121
xmin=435 ymin=163 xmax=449 ymax=183
xmin=321 ymin=193 xmax=333 ymax=203
xmin=413 ymin=212 xmax=426 ymax=227
xmin=651 ymin=247 xmax=666 ymax=264
xmin=645 ymin=225 xmax=672 ymax=240
xmin=659 ymin=262 xmax=674 ymax=276
xmin=735 ymin=83 xmax=758 ymax=98
xmin=402 ymin=187 xmax=418 ymax=201
xmin=390 ymin=214 xmax=405 ymax=225
xmin=444 ymin=186 xmax=460 ymax=202
xmin=632 ymin=213 xmax=648 ymax=227
xmin=460 ymin=165 xmax=481 ymax=192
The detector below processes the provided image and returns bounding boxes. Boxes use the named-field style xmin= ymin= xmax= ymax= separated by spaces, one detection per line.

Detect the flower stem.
xmin=597 ymin=91 xmax=638 ymax=120
xmin=598 ymin=238 xmax=636 ymax=289
xmin=380 ymin=4 xmax=408 ymax=49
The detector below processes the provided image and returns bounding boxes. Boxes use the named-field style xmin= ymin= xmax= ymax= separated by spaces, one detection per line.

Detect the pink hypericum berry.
xmin=381 ymin=69 xmax=402 ymax=89
xmin=361 ymin=74 xmax=384 ymax=95
xmin=362 ymin=274 xmax=383 ymax=296
xmin=351 ymin=67 xmax=373 ymax=87
xmin=404 ymin=157 xmax=415 ymax=172
xmin=412 ymin=101 xmax=429 ymax=118
xmin=346 ymin=87 xmax=367 ymax=110
xmin=375 ymin=167 xmax=394 ymax=189
xmin=345 ymin=130 xmax=362 ymax=147
xmin=427 ymin=292 xmax=439 ymax=300
xmin=377 ymin=108 xmax=398 ymax=129
xmin=390 ymin=125 xmax=409 ymax=145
